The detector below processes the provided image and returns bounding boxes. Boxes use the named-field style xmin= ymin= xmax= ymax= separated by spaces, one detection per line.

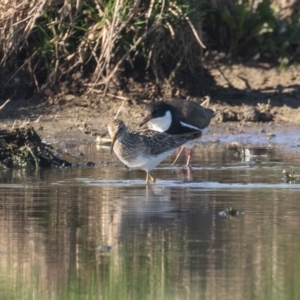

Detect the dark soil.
xmin=0 ymin=63 xmax=300 ymax=143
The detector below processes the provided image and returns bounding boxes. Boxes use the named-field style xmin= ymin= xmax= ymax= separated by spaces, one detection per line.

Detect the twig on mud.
xmin=201 ymin=96 xmax=210 ymax=108
xmin=12 ymin=115 xmax=43 ymax=129
xmin=114 ymin=99 xmax=126 ymax=119
xmin=31 ymin=115 xmax=43 ymax=123
xmin=86 ymin=88 xmax=130 ymax=101
xmin=11 ymin=120 xmax=17 ymax=131
xmin=107 ymin=93 xmax=129 ymax=101
xmin=20 ymin=118 xmax=30 ymax=128
xmin=0 ymin=99 xmax=10 ymax=111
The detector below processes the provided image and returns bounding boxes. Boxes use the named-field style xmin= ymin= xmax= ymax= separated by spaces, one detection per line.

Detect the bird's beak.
xmin=110 ymin=134 xmax=116 ymax=154
xmin=139 ymin=115 xmax=151 ymax=127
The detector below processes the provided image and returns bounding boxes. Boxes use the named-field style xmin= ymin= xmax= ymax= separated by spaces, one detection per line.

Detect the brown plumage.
xmin=108 ymin=119 xmax=200 ymax=183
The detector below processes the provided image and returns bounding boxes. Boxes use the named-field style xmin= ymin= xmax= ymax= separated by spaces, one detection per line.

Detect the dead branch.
xmin=0 ymin=99 xmax=10 ymax=111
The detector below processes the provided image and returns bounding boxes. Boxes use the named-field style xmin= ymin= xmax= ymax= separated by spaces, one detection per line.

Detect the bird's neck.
xmin=149 ymin=110 xmax=172 ymax=132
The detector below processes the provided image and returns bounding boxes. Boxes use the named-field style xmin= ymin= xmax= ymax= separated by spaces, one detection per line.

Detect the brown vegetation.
xmin=0 ymin=0 xmax=206 ymax=99
xmin=0 ymin=0 xmax=299 ymax=104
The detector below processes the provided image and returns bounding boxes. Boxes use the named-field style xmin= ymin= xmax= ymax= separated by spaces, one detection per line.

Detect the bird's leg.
xmin=149 ymin=173 xmax=156 ymax=183
xmin=145 ymin=172 xmax=149 ymax=184
xmin=187 ymin=166 xmax=193 ymax=181
xmin=145 ymin=172 xmax=156 ymax=184
xmin=171 ymin=147 xmax=185 ymax=166
xmin=186 ymin=149 xmax=193 ymax=166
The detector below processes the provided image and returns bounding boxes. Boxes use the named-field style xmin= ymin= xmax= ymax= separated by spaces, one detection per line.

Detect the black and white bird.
xmin=139 ymin=99 xmax=214 ymax=166
xmin=108 ymin=119 xmax=200 ymax=183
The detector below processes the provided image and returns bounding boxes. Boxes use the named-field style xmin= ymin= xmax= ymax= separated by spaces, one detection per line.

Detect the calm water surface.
xmin=0 ymin=139 xmax=300 ymax=300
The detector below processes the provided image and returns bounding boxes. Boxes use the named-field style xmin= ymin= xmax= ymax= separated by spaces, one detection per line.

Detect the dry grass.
xmin=1 ymin=0 xmax=297 ymax=99
xmin=0 ymin=0 xmax=207 ymax=96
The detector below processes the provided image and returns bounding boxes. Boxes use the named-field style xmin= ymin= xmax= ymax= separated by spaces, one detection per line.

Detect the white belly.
xmin=117 ymin=149 xmax=175 ymax=172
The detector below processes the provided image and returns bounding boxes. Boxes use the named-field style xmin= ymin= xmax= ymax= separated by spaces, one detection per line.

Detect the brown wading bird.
xmin=139 ymin=99 xmax=214 ymax=166
xmin=108 ymin=119 xmax=201 ymax=183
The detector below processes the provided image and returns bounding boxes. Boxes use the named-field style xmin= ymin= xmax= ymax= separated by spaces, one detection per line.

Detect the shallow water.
xmin=1 ymin=140 xmax=300 ymax=300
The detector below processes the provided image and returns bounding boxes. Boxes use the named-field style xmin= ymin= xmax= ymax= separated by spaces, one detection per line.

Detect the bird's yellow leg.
xmin=145 ymin=173 xmax=149 ymax=184
xmin=145 ymin=172 xmax=155 ymax=184
xmin=149 ymin=173 xmax=156 ymax=183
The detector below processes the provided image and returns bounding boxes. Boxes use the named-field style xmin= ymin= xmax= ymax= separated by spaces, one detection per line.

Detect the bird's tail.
xmin=192 ymin=131 xmax=202 ymax=139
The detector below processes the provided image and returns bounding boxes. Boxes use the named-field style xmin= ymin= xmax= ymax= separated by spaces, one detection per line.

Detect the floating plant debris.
xmin=228 ymin=142 xmax=251 ymax=157
xmin=218 ymin=207 xmax=244 ymax=219
xmin=282 ymin=169 xmax=297 ymax=182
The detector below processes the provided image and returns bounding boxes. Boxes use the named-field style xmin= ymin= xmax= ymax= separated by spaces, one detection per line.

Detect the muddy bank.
xmin=0 ymin=63 xmax=299 ymax=150
xmin=0 ymin=112 xmax=298 ymax=157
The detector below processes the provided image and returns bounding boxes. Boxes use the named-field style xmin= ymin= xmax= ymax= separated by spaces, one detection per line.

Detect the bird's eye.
xmin=152 ymin=109 xmax=159 ymax=116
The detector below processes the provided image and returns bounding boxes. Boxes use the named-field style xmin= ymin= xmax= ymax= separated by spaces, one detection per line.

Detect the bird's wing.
xmin=143 ymin=131 xmax=197 ymax=155
xmin=170 ymin=99 xmax=214 ymax=129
